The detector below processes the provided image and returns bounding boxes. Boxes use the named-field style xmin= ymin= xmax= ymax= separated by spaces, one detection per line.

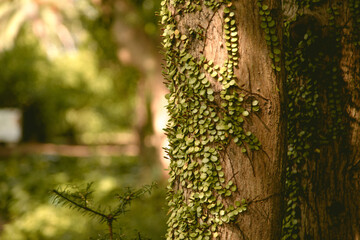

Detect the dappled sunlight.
xmin=97 ymin=176 xmax=118 ymax=193
xmin=0 ymin=0 xmax=84 ymax=53
xmin=1 ymin=206 xmax=86 ymax=240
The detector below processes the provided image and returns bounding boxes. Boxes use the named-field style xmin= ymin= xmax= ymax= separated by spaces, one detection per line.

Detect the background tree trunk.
xmin=162 ymin=0 xmax=285 ymax=239
xmin=97 ymin=0 xmax=169 ymax=178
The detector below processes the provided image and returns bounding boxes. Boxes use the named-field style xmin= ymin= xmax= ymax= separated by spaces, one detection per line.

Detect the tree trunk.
xmin=282 ymin=1 xmax=360 ymax=239
xmin=161 ymin=0 xmax=285 ymax=239
xmin=99 ymin=0 xmax=169 ymax=177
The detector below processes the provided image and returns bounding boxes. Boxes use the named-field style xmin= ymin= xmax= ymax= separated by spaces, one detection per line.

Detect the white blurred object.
xmin=0 ymin=108 xmax=22 ymax=143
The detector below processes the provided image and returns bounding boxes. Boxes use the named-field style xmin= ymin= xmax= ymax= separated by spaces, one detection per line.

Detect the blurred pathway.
xmin=0 ymin=143 xmax=138 ymax=157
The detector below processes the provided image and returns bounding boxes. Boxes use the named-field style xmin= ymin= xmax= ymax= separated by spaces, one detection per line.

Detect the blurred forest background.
xmin=0 ymin=0 xmax=168 ymax=239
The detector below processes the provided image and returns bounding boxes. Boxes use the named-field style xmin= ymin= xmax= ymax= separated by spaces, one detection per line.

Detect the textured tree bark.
xmin=283 ymin=1 xmax=360 ymax=239
xmin=217 ymin=2 xmax=285 ymax=239
xmin=163 ymin=1 xmax=285 ymax=239
xmin=341 ymin=3 xmax=360 ymax=239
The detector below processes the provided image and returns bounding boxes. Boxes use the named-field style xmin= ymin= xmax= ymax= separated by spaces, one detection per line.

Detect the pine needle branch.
xmin=52 ymin=189 xmax=109 ymax=221
xmin=51 ymin=181 xmax=157 ymax=240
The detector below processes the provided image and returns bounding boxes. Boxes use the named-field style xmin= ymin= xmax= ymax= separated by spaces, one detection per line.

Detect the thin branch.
xmin=52 ymin=189 xmax=108 ymax=220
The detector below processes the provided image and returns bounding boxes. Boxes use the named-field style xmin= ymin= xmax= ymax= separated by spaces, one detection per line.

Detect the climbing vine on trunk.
xmin=160 ymin=0 xmax=267 ymax=239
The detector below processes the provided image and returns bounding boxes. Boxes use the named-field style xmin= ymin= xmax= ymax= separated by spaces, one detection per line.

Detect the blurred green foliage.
xmin=0 ymin=154 xmax=167 ymax=239
xmin=114 ymin=0 xmax=161 ymax=39
xmin=0 ymin=28 xmax=139 ymax=143
xmin=0 ymin=0 xmax=167 ymax=239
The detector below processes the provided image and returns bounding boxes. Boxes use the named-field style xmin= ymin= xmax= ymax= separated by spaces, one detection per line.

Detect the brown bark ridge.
xmin=162 ymin=0 xmax=284 ymax=239
xmin=283 ymin=1 xmax=360 ymax=239
xmin=219 ymin=1 xmax=285 ymax=239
